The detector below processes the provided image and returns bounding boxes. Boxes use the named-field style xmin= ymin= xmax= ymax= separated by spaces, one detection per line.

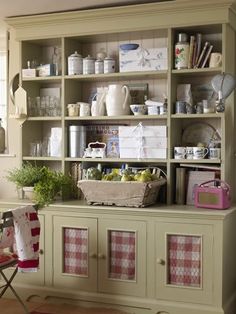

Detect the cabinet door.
xmin=53 ymin=216 xmax=97 ymax=292
xmin=98 ymin=219 xmax=146 ymax=297
xmin=156 ymin=222 xmax=213 ymax=305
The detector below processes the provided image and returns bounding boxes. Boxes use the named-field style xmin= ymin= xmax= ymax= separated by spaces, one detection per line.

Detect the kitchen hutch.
xmin=2 ymin=0 xmax=236 ymax=313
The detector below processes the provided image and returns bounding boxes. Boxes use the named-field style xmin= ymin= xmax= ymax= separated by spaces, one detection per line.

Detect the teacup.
xmin=174 ymin=147 xmax=186 ymax=159
xmin=209 ymin=147 xmax=221 ymax=159
xmin=186 ymin=147 xmax=194 ymax=159
xmin=192 ymin=147 xmax=208 ymax=159
xmin=209 ymin=52 xmax=222 ymax=68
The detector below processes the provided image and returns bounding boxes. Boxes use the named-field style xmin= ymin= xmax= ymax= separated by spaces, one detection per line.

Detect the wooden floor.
xmin=0 ymin=298 xmax=129 ymax=314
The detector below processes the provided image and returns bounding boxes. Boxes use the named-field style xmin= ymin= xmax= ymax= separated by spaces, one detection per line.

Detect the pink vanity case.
xmin=194 ymin=179 xmax=231 ymax=210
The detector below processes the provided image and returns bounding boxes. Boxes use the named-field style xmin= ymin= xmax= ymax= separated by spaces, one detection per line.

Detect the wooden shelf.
xmin=65 ymin=115 xmax=167 ymax=121
xmin=64 ymin=70 xmax=168 ymax=81
xmin=65 ymin=157 xmax=168 ymax=163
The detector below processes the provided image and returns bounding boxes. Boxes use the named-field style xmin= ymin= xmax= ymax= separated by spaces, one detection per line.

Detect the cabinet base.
xmin=2 ymin=283 xmax=235 ymax=314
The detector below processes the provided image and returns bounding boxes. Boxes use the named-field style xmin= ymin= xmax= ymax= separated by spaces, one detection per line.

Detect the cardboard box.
xmin=37 ymin=64 xmax=54 ymax=77
xmin=119 ymin=136 xmax=167 ymax=149
xmin=86 ymin=125 xmax=120 ymax=158
xmin=22 ymin=68 xmax=37 ymax=78
xmin=119 ymin=125 xmax=167 ymax=138
xmin=119 ymin=47 xmax=168 ymax=72
xmin=120 ymin=148 xmax=167 ymax=159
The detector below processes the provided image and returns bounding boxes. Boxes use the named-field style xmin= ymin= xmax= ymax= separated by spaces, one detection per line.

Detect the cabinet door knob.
xmin=98 ymin=253 xmax=106 ymax=259
xmin=39 ymin=249 xmax=44 ymax=255
xmin=89 ymin=253 xmax=97 ymax=258
xmin=156 ymin=258 xmax=165 ymax=265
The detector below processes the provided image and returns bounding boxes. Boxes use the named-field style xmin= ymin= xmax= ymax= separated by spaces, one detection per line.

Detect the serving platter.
xmin=182 ymin=122 xmax=221 ymax=147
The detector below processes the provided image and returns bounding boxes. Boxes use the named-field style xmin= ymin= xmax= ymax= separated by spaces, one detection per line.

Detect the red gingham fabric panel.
xmin=63 ymin=228 xmax=88 ymax=276
xmin=167 ymin=235 xmax=201 ymax=287
xmin=109 ymin=230 xmax=136 ymax=280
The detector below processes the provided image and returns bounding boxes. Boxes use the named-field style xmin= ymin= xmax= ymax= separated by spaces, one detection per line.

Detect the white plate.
xmin=182 ymin=122 xmax=221 ymax=146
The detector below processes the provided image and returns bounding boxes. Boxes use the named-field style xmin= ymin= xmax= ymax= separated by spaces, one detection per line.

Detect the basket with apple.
xmin=78 ymin=167 xmax=166 ymax=207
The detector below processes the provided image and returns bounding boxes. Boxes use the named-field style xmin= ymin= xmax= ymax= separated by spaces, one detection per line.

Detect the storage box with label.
xmin=119 ymin=47 xmax=168 ymax=72
xmin=119 ymin=124 xmax=167 ymax=159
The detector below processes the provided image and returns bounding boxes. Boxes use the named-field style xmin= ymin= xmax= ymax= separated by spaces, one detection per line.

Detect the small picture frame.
xmin=127 ymin=83 xmax=148 ymax=104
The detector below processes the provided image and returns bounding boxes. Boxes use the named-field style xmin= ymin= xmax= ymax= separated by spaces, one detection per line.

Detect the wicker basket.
xmin=78 ymin=178 xmax=166 ymax=207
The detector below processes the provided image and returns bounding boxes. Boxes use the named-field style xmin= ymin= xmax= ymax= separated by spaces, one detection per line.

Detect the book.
xmin=194 ymin=33 xmax=202 ymax=65
xmin=175 ymin=167 xmax=187 ymax=205
xmin=194 ymin=41 xmax=210 ymax=68
xmin=188 ymin=35 xmax=195 ymax=69
xmin=201 ymin=44 xmax=213 ymax=68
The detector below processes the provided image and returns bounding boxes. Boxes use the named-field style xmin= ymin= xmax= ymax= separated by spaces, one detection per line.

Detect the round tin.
xmin=83 ymin=55 xmax=95 ymax=75
xmin=68 ymin=51 xmax=83 ymax=75
xmin=104 ymin=57 xmax=115 ymax=73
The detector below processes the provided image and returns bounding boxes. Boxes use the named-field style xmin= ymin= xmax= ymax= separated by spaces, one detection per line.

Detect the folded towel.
xmin=12 ymin=205 xmax=40 ymax=272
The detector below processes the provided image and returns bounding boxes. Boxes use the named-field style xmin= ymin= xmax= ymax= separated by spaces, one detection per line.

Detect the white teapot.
xmin=106 ymin=84 xmax=131 ymax=116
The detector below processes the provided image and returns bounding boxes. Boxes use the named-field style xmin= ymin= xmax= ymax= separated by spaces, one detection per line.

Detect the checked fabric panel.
xmin=167 ymin=234 xmax=201 ymax=287
xmin=108 ymin=230 xmax=136 ymax=281
xmin=63 ymin=227 xmax=88 ymax=276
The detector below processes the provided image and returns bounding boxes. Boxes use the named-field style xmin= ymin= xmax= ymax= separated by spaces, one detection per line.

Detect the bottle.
xmin=160 ymin=97 xmax=168 ymax=115
xmin=52 ymin=46 xmax=59 ymax=75
xmin=175 ymin=33 xmax=190 ymax=69
xmin=0 ymin=118 xmax=5 ymax=153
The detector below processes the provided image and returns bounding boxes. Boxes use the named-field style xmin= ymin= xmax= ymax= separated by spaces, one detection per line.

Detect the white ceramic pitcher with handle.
xmin=106 ymin=84 xmax=131 ymax=116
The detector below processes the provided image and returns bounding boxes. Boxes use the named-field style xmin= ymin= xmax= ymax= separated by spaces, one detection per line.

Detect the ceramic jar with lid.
xmin=68 ymin=51 xmax=83 ymax=75
xmin=95 ymin=59 xmax=104 ymax=74
xmin=175 ymin=33 xmax=190 ymax=69
xmin=104 ymin=57 xmax=115 ymax=73
xmin=83 ymin=55 xmax=95 ymax=74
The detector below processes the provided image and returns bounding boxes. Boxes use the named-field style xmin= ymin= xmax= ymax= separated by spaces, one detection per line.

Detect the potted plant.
xmin=6 ymin=163 xmax=73 ymax=206
xmin=6 ymin=162 xmax=44 ymax=199
xmin=33 ymin=166 xmax=73 ymax=207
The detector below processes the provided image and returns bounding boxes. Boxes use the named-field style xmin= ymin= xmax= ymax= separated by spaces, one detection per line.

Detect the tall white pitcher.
xmin=106 ymin=84 xmax=131 ymax=116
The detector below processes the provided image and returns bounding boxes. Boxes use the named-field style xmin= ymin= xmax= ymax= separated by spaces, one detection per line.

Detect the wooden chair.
xmin=0 ymin=211 xmax=29 ymax=313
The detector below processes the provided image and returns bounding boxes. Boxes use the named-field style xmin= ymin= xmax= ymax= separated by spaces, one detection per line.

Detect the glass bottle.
xmin=175 ymin=33 xmax=190 ymax=69
xmin=52 ymin=46 xmax=59 ymax=76
xmin=0 ymin=118 xmax=5 ymax=153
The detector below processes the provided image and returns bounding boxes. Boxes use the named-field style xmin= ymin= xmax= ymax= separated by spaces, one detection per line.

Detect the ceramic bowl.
xmin=120 ymin=43 xmax=139 ymax=51
xmin=130 ymin=104 xmax=148 ymax=115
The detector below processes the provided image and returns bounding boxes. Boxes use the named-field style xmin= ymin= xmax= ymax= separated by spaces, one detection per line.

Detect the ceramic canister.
xmin=104 ymin=57 xmax=115 ymax=73
xmin=68 ymin=51 xmax=83 ymax=75
xmin=83 ymin=55 xmax=95 ymax=74
xmin=95 ymin=59 xmax=104 ymax=74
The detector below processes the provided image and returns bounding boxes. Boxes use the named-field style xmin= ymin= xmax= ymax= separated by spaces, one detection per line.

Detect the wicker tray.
xmin=78 ymin=178 xmax=166 ymax=207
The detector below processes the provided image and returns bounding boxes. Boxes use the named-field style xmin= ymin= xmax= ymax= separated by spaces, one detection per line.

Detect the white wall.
xmin=0 ymin=25 xmax=22 ymax=198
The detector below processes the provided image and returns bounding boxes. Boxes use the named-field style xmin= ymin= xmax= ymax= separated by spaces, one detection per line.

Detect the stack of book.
xmin=187 ymin=33 xmax=213 ymax=69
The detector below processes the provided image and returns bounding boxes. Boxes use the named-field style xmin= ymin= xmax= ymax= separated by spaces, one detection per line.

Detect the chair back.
xmin=0 ymin=211 xmax=14 ymax=250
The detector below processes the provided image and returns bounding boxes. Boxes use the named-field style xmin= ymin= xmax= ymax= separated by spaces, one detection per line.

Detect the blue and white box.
xmin=119 ymin=47 xmax=168 ymax=72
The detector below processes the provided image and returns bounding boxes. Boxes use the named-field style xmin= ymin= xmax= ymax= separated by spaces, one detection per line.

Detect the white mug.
xmin=174 ymin=147 xmax=186 ymax=159
xmin=209 ymin=52 xmax=222 ymax=68
xmin=192 ymin=147 xmax=208 ymax=159
xmin=78 ymin=102 xmax=91 ymax=116
xmin=186 ymin=146 xmax=194 ymax=159
xmin=209 ymin=147 xmax=221 ymax=159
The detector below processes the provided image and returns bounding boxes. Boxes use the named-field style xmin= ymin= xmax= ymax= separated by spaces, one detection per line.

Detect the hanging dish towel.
xmin=12 ymin=205 xmax=40 ymax=272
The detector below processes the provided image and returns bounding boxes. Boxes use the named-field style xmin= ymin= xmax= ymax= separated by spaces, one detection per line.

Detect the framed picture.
xmin=127 ymin=83 xmax=148 ymax=104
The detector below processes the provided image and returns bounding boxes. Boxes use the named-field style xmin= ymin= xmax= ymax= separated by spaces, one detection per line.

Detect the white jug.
xmin=106 ymin=84 xmax=131 ymax=116
xmin=91 ymin=87 xmax=107 ymax=116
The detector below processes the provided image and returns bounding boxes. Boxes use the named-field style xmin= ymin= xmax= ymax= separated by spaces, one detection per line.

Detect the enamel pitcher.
xmin=106 ymin=84 xmax=131 ymax=116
